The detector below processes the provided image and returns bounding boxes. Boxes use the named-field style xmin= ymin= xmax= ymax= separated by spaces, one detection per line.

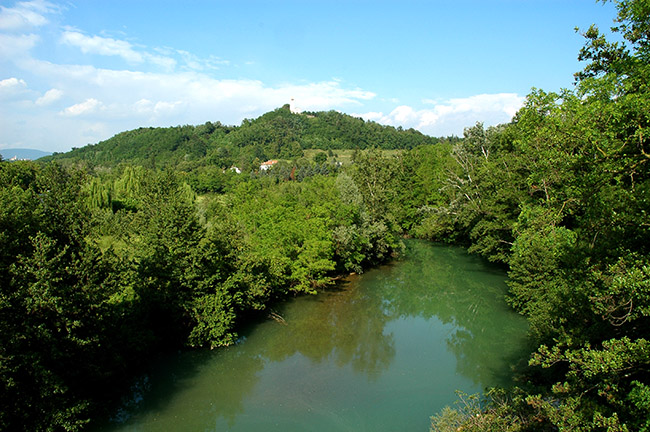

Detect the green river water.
xmin=102 ymin=240 xmax=530 ymax=432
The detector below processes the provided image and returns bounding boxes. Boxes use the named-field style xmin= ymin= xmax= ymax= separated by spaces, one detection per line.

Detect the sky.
xmin=0 ymin=0 xmax=620 ymax=153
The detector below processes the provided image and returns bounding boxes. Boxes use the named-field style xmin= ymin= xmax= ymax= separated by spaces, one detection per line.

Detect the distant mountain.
xmin=43 ymin=106 xmax=449 ymax=170
xmin=0 ymin=148 xmax=52 ymax=161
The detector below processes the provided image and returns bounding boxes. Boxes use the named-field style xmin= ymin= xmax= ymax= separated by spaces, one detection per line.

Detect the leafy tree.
xmin=0 ymin=163 xmax=123 ymax=430
xmin=312 ymin=151 xmax=328 ymax=163
xmin=429 ymin=1 xmax=650 ymax=429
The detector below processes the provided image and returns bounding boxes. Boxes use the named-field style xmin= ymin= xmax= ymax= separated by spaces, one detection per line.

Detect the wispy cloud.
xmin=61 ymin=29 xmax=145 ymax=63
xmin=0 ymin=33 xmax=39 ymax=57
xmin=58 ymin=29 xmax=236 ymax=73
xmin=175 ymin=49 xmax=229 ymax=72
xmin=0 ymin=0 xmax=525 ymax=151
xmin=0 ymin=0 xmax=59 ymax=31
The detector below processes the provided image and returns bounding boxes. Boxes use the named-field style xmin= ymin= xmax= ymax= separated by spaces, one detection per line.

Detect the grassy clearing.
xmin=302 ymin=148 xmax=404 ymax=165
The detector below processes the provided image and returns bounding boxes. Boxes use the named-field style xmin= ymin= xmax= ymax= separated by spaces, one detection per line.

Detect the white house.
xmin=260 ymin=160 xmax=279 ymax=171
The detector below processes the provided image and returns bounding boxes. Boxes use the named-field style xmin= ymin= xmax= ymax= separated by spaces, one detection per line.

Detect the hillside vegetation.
xmin=43 ymin=107 xmax=443 ymax=172
xmin=2 ymin=1 xmax=649 ymax=431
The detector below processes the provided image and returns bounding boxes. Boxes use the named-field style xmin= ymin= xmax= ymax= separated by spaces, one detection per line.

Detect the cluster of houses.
xmin=229 ymin=159 xmax=278 ymax=174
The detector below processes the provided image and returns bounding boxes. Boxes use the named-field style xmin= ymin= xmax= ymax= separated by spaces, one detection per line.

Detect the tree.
xmin=430 ymin=1 xmax=650 ymax=429
xmin=0 ymin=163 xmax=125 ymax=431
xmin=313 ymin=151 xmax=327 ymax=164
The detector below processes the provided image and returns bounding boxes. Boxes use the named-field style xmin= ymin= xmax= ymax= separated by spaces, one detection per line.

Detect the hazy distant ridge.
xmin=0 ymin=149 xmax=52 ymax=161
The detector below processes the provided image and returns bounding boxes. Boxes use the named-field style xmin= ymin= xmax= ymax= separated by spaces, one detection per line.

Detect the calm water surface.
xmin=102 ymin=240 xmax=529 ymax=432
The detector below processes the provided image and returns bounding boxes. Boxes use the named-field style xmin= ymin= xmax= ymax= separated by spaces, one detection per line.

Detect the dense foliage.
xmin=42 ymin=107 xmax=440 ymax=172
xmin=3 ymin=1 xmax=649 ymax=430
xmin=427 ymin=1 xmax=650 ymax=429
xmin=0 ymin=146 xmax=405 ymax=430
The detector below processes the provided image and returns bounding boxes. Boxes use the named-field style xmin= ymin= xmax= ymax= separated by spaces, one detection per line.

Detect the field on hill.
xmin=301 ymin=148 xmax=404 ymax=165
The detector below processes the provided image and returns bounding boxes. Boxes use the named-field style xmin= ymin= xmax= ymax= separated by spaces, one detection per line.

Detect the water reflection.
xmin=367 ymin=241 xmax=529 ymax=385
xmin=261 ymin=282 xmax=396 ymax=380
xmin=102 ymin=240 xmax=528 ymax=432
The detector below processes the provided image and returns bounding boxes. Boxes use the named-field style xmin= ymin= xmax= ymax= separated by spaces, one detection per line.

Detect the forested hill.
xmin=42 ymin=105 xmax=444 ymax=170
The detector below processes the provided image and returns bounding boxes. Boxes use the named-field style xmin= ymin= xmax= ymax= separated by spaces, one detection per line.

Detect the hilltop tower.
xmin=290 ymin=98 xmax=301 ymax=114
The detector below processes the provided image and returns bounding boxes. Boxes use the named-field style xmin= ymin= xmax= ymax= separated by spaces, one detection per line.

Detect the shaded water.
xmin=102 ymin=240 xmax=529 ymax=432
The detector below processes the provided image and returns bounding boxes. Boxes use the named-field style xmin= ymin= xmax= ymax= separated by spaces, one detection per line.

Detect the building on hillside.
xmin=260 ymin=160 xmax=279 ymax=171
xmin=290 ymin=98 xmax=301 ymax=114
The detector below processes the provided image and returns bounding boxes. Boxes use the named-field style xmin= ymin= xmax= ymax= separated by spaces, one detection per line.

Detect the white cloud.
xmin=0 ymin=77 xmax=31 ymax=101
xmin=61 ymin=98 xmax=102 ymax=116
xmin=359 ymin=111 xmax=383 ymax=122
xmin=391 ymin=105 xmax=419 ymax=124
xmin=35 ymin=87 xmax=62 ymax=105
xmin=0 ymin=2 xmax=522 ymax=151
xmin=0 ymin=77 xmax=27 ymax=89
xmin=355 ymin=93 xmax=525 ymax=136
xmin=0 ymin=1 xmax=57 ymax=59
xmin=25 ymin=58 xmax=375 ymax=114
xmin=429 ymin=93 xmax=525 ymax=118
xmin=58 ymin=30 xmax=229 ymax=72
xmin=0 ymin=33 xmax=39 ymax=57
xmin=0 ymin=4 xmax=380 ymax=151
xmin=133 ymin=98 xmax=153 ymax=114
xmin=288 ymin=81 xmax=375 ymax=108
xmin=6 ymin=56 xmax=379 ymax=151
xmin=172 ymin=49 xmax=230 ymax=72
xmin=146 ymin=53 xmax=177 ymax=71
xmin=0 ymin=0 xmax=58 ymax=31
xmin=4 ymin=36 xmax=522 ymax=150
xmin=132 ymin=98 xmax=182 ymax=117
xmin=61 ymin=30 xmax=144 ymax=63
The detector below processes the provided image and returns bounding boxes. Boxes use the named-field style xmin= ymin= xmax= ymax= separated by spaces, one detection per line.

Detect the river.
xmin=101 ymin=240 xmax=529 ymax=431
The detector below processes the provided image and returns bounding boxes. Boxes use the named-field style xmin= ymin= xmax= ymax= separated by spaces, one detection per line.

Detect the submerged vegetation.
xmin=1 ymin=0 xmax=649 ymax=430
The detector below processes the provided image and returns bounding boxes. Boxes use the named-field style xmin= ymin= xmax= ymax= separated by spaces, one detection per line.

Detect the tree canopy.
xmin=3 ymin=1 xmax=649 ymax=430
xmin=429 ymin=1 xmax=650 ymax=429
xmin=42 ymin=107 xmax=441 ymax=172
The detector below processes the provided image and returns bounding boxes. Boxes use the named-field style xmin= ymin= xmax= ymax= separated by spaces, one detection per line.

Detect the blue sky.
xmin=0 ymin=0 xmax=619 ymax=153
